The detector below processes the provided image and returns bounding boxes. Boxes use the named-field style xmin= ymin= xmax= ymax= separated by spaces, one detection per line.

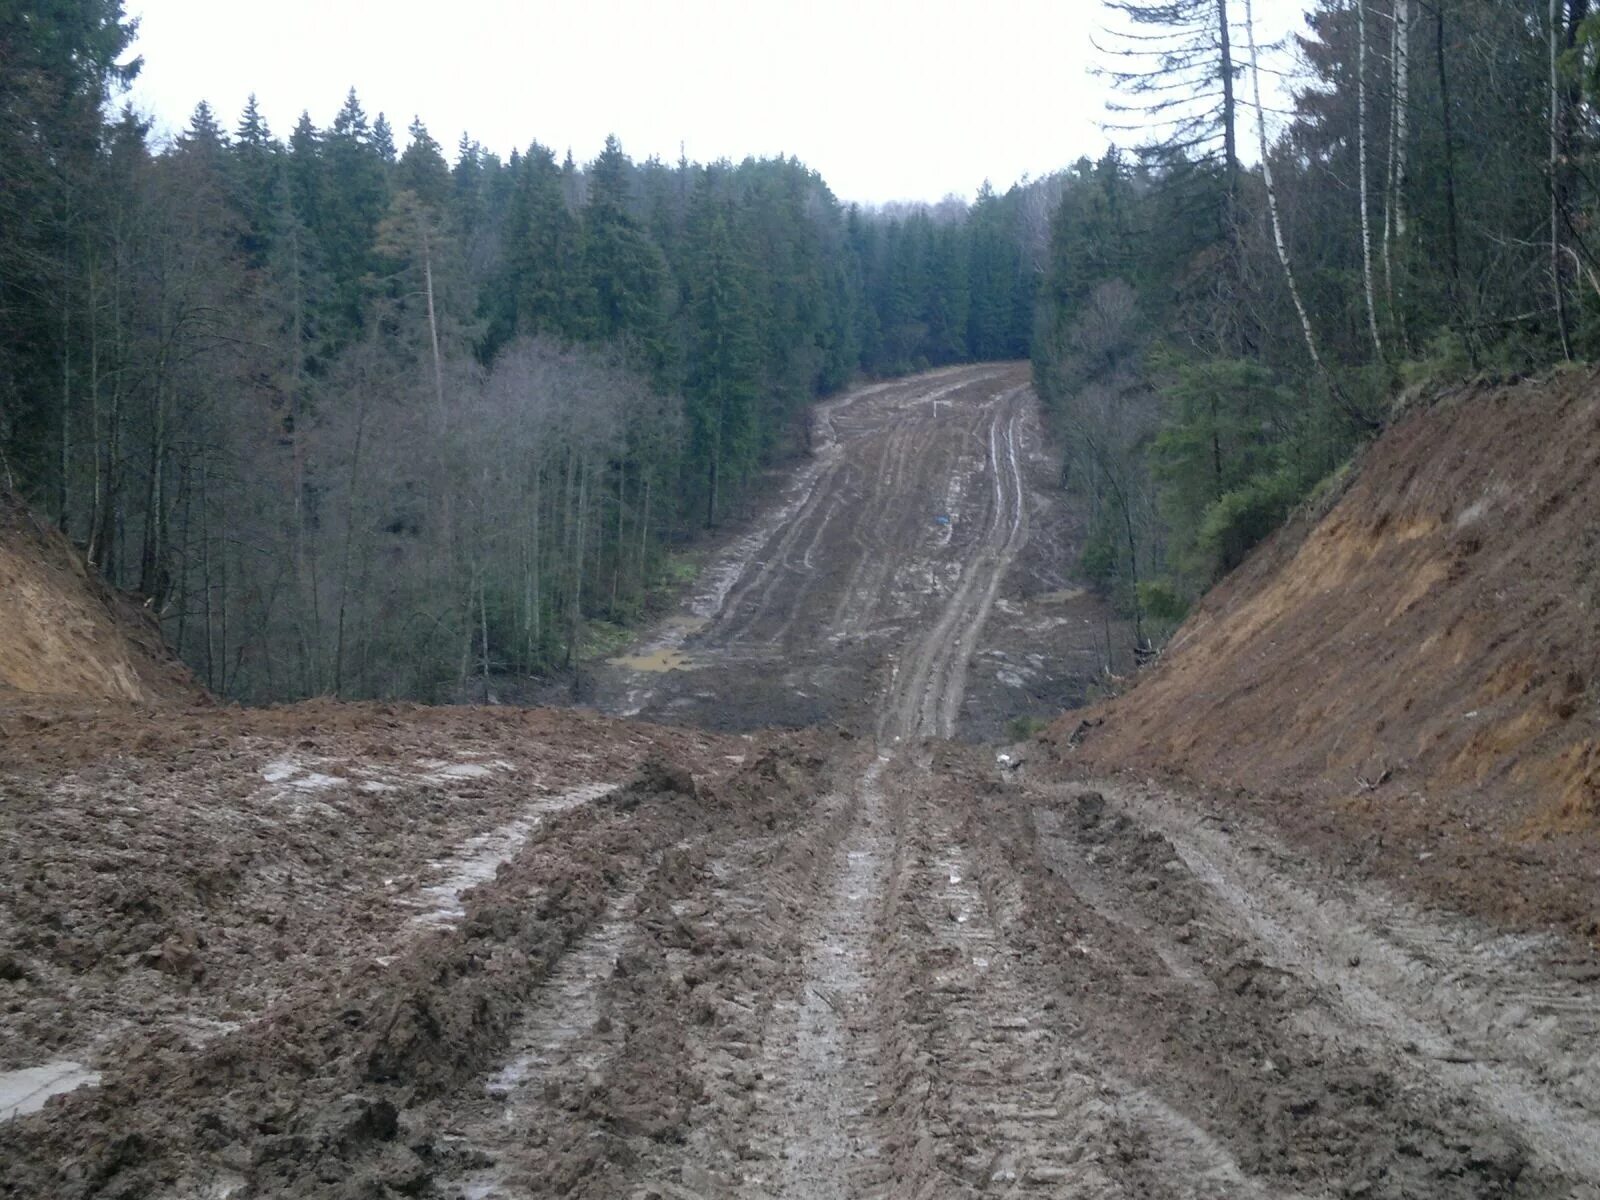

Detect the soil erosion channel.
xmin=3 ymin=365 xmax=1597 ymax=1199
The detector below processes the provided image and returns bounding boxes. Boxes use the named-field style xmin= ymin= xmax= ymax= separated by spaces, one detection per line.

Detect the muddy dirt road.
xmin=595 ymin=364 xmax=1118 ymax=739
xmin=3 ymin=366 xmax=1598 ymax=1198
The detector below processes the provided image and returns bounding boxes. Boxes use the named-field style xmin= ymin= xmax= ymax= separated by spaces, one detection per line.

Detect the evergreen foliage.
xmin=0 ymin=10 xmax=1040 ymax=701
xmin=7 ymin=0 xmax=1577 ymax=694
xmin=1033 ymin=0 xmax=1599 ymax=648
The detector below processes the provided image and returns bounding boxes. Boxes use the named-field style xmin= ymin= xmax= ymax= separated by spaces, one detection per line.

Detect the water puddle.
xmin=609 ymin=646 xmax=694 ymax=672
xmin=405 ymin=783 xmax=618 ymax=928
xmin=0 ymin=1061 xmax=100 ymax=1122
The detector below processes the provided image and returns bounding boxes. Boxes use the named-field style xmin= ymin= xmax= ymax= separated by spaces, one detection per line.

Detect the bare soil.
xmin=0 ymin=489 xmax=202 ymax=705
xmin=3 ymin=366 xmax=1597 ymax=1198
xmin=1049 ymin=370 xmax=1600 ymax=942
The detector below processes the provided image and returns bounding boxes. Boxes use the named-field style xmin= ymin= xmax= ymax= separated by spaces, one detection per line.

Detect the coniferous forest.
xmin=3 ymin=1 xmax=1594 ymax=699
xmin=0 ymin=6 xmax=1038 ymax=701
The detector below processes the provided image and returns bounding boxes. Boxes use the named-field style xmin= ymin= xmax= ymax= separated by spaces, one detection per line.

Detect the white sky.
xmin=124 ymin=0 xmax=1313 ymax=207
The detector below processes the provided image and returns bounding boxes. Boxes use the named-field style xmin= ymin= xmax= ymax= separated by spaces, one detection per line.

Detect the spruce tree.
xmin=684 ymin=174 xmax=761 ymax=526
xmin=583 ymin=136 xmax=669 ymax=370
xmin=320 ymin=88 xmax=389 ymax=336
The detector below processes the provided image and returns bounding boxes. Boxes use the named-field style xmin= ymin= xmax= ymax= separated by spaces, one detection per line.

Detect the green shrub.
xmin=1399 ymin=328 xmax=1474 ymax=389
xmin=1197 ymin=468 xmax=1304 ymax=573
xmin=1137 ymin=579 xmax=1189 ymax=624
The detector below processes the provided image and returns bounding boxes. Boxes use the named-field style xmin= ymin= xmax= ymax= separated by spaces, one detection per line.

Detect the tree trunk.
xmin=1218 ymin=0 xmax=1239 ymax=195
xmin=1393 ymin=0 xmax=1410 ymax=244
xmin=1244 ymin=0 xmax=1330 ymax=384
xmin=88 ymin=261 xmax=105 ymax=565
xmin=1382 ymin=0 xmax=1411 ymax=336
xmin=333 ymin=385 xmax=370 ymax=698
xmin=421 ymin=218 xmax=446 ymax=411
xmin=1551 ymin=0 xmax=1572 ymax=358
xmin=1436 ymin=7 xmax=1462 ymax=295
xmin=59 ymin=290 xmax=71 ymax=531
xmin=140 ymin=371 xmax=169 ymax=600
xmin=1358 ymin=0 xmax=1385 ymax=359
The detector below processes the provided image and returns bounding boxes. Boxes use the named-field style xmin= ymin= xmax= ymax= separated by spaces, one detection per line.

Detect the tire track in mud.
xmin=964 ymin=773 xmax=1600 ymax=1197
xmin=1078 ymin=778 xmax=1600 ymax=1189
xmin=877 ymin=781 xmax=1129 ymax=1197
xmin=741 ymin=754 xmax=894 ymax=1199
xmin=879 ymin=385 xmax=1028 ymax=743
xmin=872 ymin=763 xmax=1287 ymax=1200
xmin=603 ymin=367 xmax=1048 ymax=1199
xmin=445 ymin=898 xmax=637 ymax=1200
xmin=595 ymin=365 xmax=1020 ymax=728
xmin=823 ymin=376 xmax=1001 ymax=648
xmin=720 ymin=369 xmax=1003 ymax=654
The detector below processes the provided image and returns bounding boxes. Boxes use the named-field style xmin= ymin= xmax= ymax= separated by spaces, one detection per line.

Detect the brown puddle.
xmin=608 ymin=616 xmax=705 ymax=673
xmin=609 ymin=646 xmax=695 ymax=673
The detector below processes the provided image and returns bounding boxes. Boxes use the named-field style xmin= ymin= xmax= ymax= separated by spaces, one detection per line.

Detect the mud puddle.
xmin=405 ymin=782 xmax=620 ymax=929
xmin=0 ymin=1062 xmax=100 ymax=1123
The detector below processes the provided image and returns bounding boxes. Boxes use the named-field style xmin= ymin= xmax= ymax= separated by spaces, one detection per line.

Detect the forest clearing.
xmin=3 ymin=366 xmax=1597 ymax=1198
xmin=7 ymin=0 xmax=1600 ymax=1195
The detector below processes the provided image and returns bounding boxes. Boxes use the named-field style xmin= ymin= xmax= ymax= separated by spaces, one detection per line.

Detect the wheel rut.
xmin=742 ymin=754 xmax=894 ymax=1199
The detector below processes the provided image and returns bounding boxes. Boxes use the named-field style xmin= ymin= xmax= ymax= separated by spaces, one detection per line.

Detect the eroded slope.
xmin=0 ymin=491 xmax=200 ymax=705
xmin=1052 ymin=371 xmax=1600 ymax=936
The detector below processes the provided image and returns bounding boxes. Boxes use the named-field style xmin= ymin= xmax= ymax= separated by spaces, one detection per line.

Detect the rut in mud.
xmin=3 ymin=365 xmax=1598 ymax=1200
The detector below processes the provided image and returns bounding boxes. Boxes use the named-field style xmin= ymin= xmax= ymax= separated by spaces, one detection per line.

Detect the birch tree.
xmin=1244 ymin=0 xmax=1329 ymax=384
xmin=1381 ymin=0 xmax=1411 ymax=320
xmin=1357 ymin=0 xmax=1385 ymax=358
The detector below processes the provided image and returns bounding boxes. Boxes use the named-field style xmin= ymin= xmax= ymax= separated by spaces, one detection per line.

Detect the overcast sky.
xmin=124 ymin=0 xmax=1313 ymax=207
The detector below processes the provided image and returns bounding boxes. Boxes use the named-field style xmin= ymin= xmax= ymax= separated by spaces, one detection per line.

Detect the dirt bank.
xmin=0 ymin=490 xmax=201 ymax=705
xmin=1048 ymin=370 xmax=1600 ymax=941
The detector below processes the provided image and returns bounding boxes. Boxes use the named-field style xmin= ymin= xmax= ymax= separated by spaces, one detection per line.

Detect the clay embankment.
xmin=1050 ymin=371 xmax=1600 ymax=938
xmin=0 ymin=490 xmax=201 ymax=705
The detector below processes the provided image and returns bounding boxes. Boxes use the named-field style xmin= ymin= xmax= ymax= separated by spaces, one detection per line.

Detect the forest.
xmin=0 ymin=3 xmax=1038 ymax=701
xmin=2 ymin=0 xmax=1594 ymax=699
xmin=1032 ymin=0 xmax=1599 ymax=643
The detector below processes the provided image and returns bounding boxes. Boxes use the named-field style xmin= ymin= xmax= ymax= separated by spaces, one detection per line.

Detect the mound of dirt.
xmin=1050 ymin=370 xmax=1600 ymax=936
xmin=0 ymin=491 xmax=201 ymax=705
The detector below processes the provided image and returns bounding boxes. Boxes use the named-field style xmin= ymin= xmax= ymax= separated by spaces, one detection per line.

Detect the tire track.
xmin=880 ymin=386 xmax=1029 ymax=742
xmin=1090 ymin=778 xmax=1600 ymax=1187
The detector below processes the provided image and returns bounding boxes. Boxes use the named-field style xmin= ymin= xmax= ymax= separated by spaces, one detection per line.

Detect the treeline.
xmin=1035 ymin=0 xmax=1596 ymax=645
xmin=0 ymin=2 xmax=1040 ymax=701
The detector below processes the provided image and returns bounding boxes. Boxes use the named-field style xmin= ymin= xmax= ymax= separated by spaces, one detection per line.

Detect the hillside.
xmin=1050 ymin=370 xmax=1600 ymax=938
xmin=0 ymin=491 xmax=202 ymax=705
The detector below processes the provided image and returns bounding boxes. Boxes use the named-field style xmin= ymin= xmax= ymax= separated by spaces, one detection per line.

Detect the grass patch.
xmin=1006 ymin=714 xmax=1051 ymax=742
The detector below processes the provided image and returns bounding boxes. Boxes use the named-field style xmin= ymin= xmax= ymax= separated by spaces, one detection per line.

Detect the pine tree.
xmin=372 ymin=113 xmax=397 ymax=164
xmin=484 ymin=142 xmax=593 ymax=352
xmin=1100 ymin=0 xmax=1241 ymax=195
xmin=232 ymin=95 xmax=282 ymax=266
xmin=398 ymin=118 xmax=451 ymax=209
xmin=287 ymin=112 xmax=322 ymax=230
xmin=0 ymin=0 xmax=140 ymax=518
xmin=319 ymin=88 xmax=389 ymax=336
